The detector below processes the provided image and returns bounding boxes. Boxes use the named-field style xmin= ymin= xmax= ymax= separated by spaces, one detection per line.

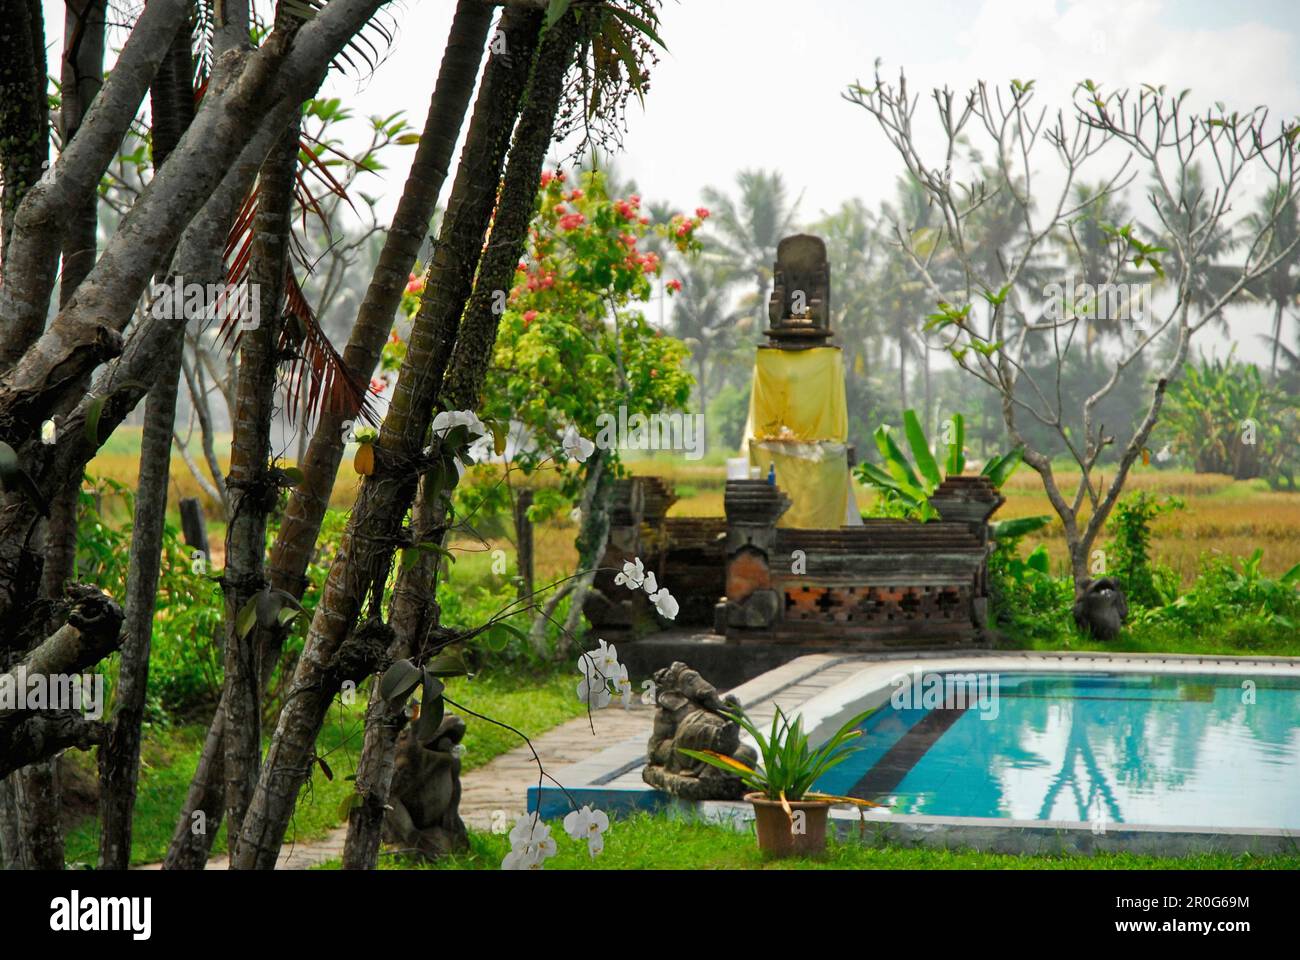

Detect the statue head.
xmin=766 ymin=234 xmax=832 ymax=346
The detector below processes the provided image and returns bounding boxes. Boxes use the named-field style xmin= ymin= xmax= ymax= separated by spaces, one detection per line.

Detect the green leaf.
xmin=416 ymin=674 xmax=446 ymax=746
xmin=874 ymin=425 xmax=923 ymax=492
xmin=544 ymin=0 xmax=572 ymax=28
xmin=981 ymin=446 xmax=1024 ymax=488
xmin=426 ymin=646 xmax=474 ymax=678
xmin=605 ymin=5 xmax=667 ymax=49
xmin=990 ymin=515 xmax=1051 ymax=541
xmin=236 ymin=596 xmax=259 ymax=640
xmin=903 ymin=410 xmax=942 ymax=489
xmin=85 ymin=395 xmax=107 ymax=445
xmin=378 ymin=658 xmax=423 ymax=702
xmin=945 ymin=413 xmax=966 ymax=477
xmin=1026 ymin=544 xmax=1050 ymax=574
xmin=1279 ymin=562 xmax=1300 ymax=586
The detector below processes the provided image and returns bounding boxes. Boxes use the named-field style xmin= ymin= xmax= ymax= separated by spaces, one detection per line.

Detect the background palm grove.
xmin=0 ymin=0 xmax=1297 ymax=875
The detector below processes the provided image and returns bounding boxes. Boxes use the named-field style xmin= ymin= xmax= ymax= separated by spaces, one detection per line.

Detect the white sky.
xmin=46 ymin=0 xmax=1300 ymax=363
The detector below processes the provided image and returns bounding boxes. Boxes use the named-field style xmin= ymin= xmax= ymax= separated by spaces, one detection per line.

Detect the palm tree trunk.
xmin=219 ymin=111 xmax=300 ymax=863
xmin=0 ymin=0 xmax=49 ymax=256
xmin=1270 ymin=299 xmax=1284 ymax=377
xmin=230 ymin=5 xmax=550 ymax=870
xmin=166 ymin=0 xmax=496 ymax=871
xmin=340 ymin=478 xmax=441 ymax=869
xmin=97 ymin=11 xmax=194 ymax=871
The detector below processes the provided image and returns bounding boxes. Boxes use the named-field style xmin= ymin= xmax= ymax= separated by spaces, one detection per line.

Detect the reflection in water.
xmin=813 ymin=673 xmax=1300 ymax=830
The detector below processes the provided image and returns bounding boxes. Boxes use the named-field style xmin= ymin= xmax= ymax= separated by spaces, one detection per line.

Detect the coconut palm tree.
xmin=702 ymin=168 xmax=803 ymax=327
xmin=669 ymin=258 xmax=742 ymax=438
xmin=1244 ymin=187 xmax=1300 ymax=376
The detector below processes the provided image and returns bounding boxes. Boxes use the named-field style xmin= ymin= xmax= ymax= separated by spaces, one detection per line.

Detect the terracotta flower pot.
xmin=745 ymin=792 xmax=831 ymax=858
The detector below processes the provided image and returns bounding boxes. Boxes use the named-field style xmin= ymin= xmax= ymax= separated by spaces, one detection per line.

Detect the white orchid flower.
xmin=641 ymin=571 xmax=658 ymax=595
xmin=613 ymin=557 xmax=645 ymax=590
xmin=615 ymin=663 xmax=634 ymax=710
xmin=502 ymin=815 xmax=557 ymax=870
xmin=562 ymin=805 xmax=610 ymax=857
xmin=577 ymin=639 xmax=618 ymax=682
xmin=561 ymin=425 xmax=596 ymax=463
xmin=649 ymin=587 xmax=680 ymax=620
xmin=432 ymin=409 xmax=488 ymax=440
xmin=577 ymin=674 xmax=612 ymax=710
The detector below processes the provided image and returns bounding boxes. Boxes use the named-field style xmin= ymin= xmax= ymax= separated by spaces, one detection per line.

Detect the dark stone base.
xmin=614 ymin=630 xmax=818 ymax=690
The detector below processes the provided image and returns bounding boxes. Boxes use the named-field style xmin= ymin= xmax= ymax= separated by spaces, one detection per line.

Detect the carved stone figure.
xmin=766 ymin=234 xmax=831 ymax=344
xmin=383 ymin=714 xmax=469 ymax=860
xmin=1072 ymin=577 xmax=1129 ymax=641
xmin=642 ymin=661 xmax=757 ymax=800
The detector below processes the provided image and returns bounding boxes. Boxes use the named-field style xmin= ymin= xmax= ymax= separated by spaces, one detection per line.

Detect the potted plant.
xmin=681 ymin=705 xmax=883 ymax=858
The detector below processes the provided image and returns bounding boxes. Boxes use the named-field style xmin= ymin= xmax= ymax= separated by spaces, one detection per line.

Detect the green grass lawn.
xmin=63 ymin=668 xmax=585 ymax=866
xmin=996 ymin=624 xmax=1300 ymax=659
xmin=312 ymin=814 xmax=1300 ymax=870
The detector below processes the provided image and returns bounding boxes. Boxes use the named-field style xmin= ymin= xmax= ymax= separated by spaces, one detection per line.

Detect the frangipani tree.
xmin=847 ymin=70 xmax=1300 ymax=593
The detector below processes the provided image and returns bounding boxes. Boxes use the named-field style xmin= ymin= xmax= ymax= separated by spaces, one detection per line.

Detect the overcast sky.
xmin=49 ymin=0 xmax=1300 ymax=362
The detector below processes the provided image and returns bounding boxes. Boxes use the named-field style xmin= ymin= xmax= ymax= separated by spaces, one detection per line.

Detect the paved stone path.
xmin=139 ymin=702 xmax=655 ymax=870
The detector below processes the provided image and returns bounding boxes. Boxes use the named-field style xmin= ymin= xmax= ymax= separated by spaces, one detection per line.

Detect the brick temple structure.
xmin=582 ymin=233 xmax=1005 ymax=653
xmin=583 ymin=472 xmax=1003 ymax=649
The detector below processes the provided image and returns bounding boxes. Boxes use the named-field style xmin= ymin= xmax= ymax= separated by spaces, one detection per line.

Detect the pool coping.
xmin=528 ymin=650 xmax=1300 ymax=856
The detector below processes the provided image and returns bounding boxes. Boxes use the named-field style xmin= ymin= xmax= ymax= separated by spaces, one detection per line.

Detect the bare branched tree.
xmin=847 ymin=70 xmax=1300 ymax=591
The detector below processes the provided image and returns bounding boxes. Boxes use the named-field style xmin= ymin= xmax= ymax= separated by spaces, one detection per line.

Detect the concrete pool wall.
xmin=529 ymin=650 xmax=1300 ymax=856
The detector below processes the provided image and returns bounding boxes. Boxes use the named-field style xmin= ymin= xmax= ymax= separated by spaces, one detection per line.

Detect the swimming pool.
xmin=813 ymin=671 xmax=1300 ymax=831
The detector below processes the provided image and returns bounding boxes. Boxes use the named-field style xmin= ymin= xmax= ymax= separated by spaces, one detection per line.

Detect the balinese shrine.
xmin=583 ymin=234 xmax=1004 ymax=678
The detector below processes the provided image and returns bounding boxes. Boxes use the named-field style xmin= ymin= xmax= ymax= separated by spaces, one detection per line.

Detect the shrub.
xmin=1106 ymin=492 xmax=1183 ymax=608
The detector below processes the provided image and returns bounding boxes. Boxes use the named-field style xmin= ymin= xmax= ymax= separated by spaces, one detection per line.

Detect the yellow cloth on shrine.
xmin=746 ymin=347 xmax=848 ymax=443
xmin=748 ymin=441 xmax=857 ymax=528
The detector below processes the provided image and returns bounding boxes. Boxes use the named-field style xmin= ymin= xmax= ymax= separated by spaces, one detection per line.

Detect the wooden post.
xmin=514 ymin=489 xmax=534 ymax=600
xmin=179 ymin=496 xmax=209 ymax=559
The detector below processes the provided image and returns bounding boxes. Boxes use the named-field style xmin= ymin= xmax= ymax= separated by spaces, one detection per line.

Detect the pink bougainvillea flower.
xmin=695 ymin=206 xmax=710 ymax=219
xmin=569 ymin=189 xmax=583 ymax=200
xmin=666 ymin=278 xmax=682 ymax=293
xmin=369 ymin=377 xmax=387 ymax=394
xmin=522 ymin=309 xmax=538 ymax=325
xmin=540 ymin=171 xmax=554 ymax=187
xmin=557 ymin=212 xmax=586 ymax=231
xmin=405 ymin=274 xmax=424 ymax=293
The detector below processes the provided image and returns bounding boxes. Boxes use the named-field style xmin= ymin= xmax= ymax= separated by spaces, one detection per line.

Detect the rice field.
xmin=87 ymin=429 xmax=1300 ymax=587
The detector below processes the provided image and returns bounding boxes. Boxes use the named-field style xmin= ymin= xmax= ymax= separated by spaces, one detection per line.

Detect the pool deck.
xmin=529 ymin=649 xmax=1300 ymax=856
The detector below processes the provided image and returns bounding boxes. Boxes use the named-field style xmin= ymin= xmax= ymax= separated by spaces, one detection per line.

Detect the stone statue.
xmin=383 ymin=714 xmax=469 ymax=861
xmin=642 ymin=661 xmax=758 ymax=800
xmin=1072 ymin=577 xmax=1129 ymax=641
xmin=766 ymin=234 xmax=831 ymax=343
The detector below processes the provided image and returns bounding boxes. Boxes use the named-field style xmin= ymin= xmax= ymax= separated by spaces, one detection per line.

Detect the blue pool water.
xmin=813 ymin=672 xmax=1300 ymax=830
